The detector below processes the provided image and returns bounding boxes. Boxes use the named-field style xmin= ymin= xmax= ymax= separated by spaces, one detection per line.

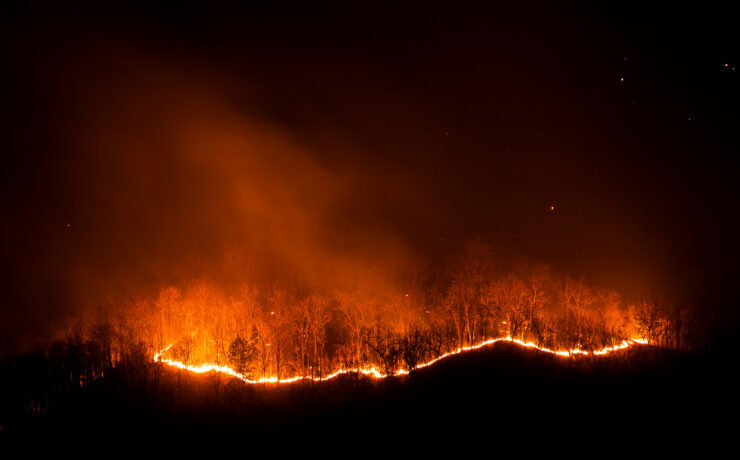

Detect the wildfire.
xmin=153 ymin=337 xmax=648 ymax=384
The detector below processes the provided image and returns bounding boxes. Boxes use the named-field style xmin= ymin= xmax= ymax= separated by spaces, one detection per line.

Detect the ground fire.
xmin=3 ymin=3 xmax=737 ymax=440
xmin=51 ymin=246 xmax=687 ymax=388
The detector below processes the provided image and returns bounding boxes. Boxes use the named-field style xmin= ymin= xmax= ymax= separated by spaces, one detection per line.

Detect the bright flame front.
xmin=153 ymin=337 xmax=648 ymax=384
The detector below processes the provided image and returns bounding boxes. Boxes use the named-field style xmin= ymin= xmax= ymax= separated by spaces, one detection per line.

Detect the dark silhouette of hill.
xmin=1 ymin=341 xmax=735 ymax=443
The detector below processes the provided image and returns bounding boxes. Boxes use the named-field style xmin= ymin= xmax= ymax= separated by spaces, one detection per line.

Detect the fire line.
xmin=153 ymin=336 xmax=648 ymax=385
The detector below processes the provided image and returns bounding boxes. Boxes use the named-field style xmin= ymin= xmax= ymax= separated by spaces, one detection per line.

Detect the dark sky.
xmin=2 ymin=3 xmax=738 ymax=344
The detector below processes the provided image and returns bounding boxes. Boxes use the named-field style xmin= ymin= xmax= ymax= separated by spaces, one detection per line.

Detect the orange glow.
xmin=153 ymin=336 xmax=648 ymax=384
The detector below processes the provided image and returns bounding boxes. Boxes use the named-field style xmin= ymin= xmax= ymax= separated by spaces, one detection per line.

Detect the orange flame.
xmin=153 ymin=337 xmax=648 ymax=384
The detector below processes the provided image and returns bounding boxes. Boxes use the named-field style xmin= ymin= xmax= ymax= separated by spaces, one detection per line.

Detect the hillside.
xmin=2 ymin=341 xmax=732 ymax=440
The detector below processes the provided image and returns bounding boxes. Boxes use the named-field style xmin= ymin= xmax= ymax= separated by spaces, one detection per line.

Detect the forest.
xmin=2 ymin=242 xmax=711 ymax=388
xmin=3 ymin=2 xmax=739 ymax=444
xmin=0 ymin=241 xmax=731 ymax=438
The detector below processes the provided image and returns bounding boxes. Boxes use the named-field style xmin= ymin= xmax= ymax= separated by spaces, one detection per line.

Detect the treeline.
xmin=25 ymin=242 xmax=710 ymax=385
xmin=0 ymin=242 xmax=720 ymax=426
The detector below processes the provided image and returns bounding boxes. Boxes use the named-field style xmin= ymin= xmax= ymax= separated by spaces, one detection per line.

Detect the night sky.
xmin=2 ymin=3 xmax=738 ymax=345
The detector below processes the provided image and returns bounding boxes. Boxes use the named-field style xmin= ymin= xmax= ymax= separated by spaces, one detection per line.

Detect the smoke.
xmin=1 ymin=44 xmax=424 ymax=345
xmin=6 ymin=5 xmax=732 ymax=346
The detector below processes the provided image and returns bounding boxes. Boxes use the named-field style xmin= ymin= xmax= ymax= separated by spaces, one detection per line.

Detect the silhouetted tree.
xmin=228 ymin=332 xmax=258 ymax=378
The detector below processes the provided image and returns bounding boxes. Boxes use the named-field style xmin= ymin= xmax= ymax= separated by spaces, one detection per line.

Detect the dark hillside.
xmin=2 ymin=342 xmax=733 ymax=441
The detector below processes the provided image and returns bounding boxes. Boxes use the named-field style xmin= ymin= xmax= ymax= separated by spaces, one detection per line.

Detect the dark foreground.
xmin=1 ymin=343 xmax=736 ymax=443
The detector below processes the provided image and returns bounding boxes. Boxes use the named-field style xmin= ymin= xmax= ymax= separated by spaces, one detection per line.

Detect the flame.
xmin=153 ymin=336 xmax=648 ymax=384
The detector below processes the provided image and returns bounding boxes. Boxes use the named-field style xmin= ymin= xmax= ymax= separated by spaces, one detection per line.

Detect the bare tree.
xmin=400 ymin=328 xmax=429 ymax=371
xmin=560 ymin=277 xmax=597 ymax=348
xmin=366 ymin=325 xmax=401 ymax=376
xmin=265 ymin=286 xmax=296 ymax=381
xmin=446 ymin=240 xmax=493 ymax=347
xmin=334 ymin=287 xmax=373 ymax=369
xmin=304 ymin=293 xmax=330 ymax=379
xmin=155 ymin=286 xmax=180 ymax=354
xmin=630 ymin=299 xmax=669 ymax=345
